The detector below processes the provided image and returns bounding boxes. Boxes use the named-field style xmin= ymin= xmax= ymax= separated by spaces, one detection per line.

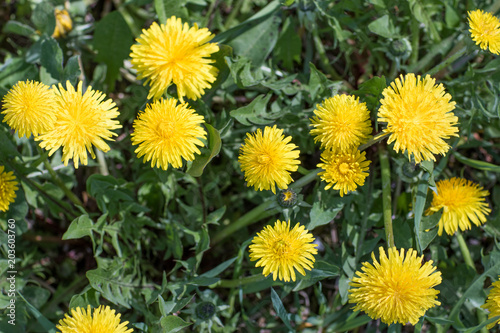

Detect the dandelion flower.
xmin=317 ymin=148 xmax=371 ymax=197
xmin=130 ymin=16 xmax=219 ymax=102
xmin=349 ymin=247 xmax=442 ymax=325
xmin=52 ymin=9 xmax=73 ymax=39
xmin=377 ymin=74 xmax=458 ymax=164
xmin=131 ymin=98 xmax=206 ymax=170
xmin=425 ymin=177 xmax=490 ymax=236
xmin=482 ymin=275 xmax=500 ymax=329
xmin=249 ymin=220 xmax=318 ymax=282
xmin=310 ymin=95 xmax=372 ymax=152
xmin=0 ymin=166 xmax=18 ymax=212
xmin=238 ymin=125 xmax=300 ymax=194
xmin=36 ymin=81 xmax=121 ymax=168
xmin=468 ymin=9 xmax=500 ymax=55
xmin=1 ymin=80 xmax=57 ymax=138
xmin=57 ymin=305 xmax=133 ymax=333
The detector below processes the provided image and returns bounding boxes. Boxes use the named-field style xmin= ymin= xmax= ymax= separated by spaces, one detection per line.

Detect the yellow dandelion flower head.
xmin=317 ymin=148 xmax=371 ymax=197
xmin=482 ymin=275 xmax=500 ymax=329
xmin=131 ymin=98 xmax=206 ymax=170
xmin=468 ymin=9 xmax=500 ymax=55
xmin=238 ymin=125 xmax=300 ymax=194
xmin=0 ymin=166 xmax=19 ymax=212
xmin=35 ymin=81 xmax=121 ymax=169
xmin=348 ymin=247 xmax=442 ymax=325
xmin=310 ymin=95 xmax=372 ymax=152
xmin=425 ymin=177 xmax=490 ymax=236
xmin=378 ymin=73 xmax=459 ymax=164
xmin=1 ymin=80 xmax=57 ymax=138
xmin=52 ymin=9 xmax=73 ymax=39
xmin=249 ymin=220 xmax=318 ymax=282
xmin=130 ymin=16 xmax=219 ymax=102
xmin=57 ymin=305 xmax=133 ymax=333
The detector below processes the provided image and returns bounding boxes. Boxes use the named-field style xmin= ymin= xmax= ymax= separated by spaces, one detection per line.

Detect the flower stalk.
xmin=379 ymin=144 xmax=395 ymax=248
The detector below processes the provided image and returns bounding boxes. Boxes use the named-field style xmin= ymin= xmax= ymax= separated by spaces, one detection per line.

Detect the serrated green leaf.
xmin=187 ymin=124 xmax=222 ymax=177
xmin=160 ymin=315 xmax=192 ymax=332
xmin=308 ymin=63 xmax=343 ymax=101
xmin=154 ymin=0 xmax=188 ymax=23
xmin=307 ymin=198 xmax=344 ymax=230
xmin=94 ymin=11 xmax=134 ymax=90
xmin=62 ymin=55 xmax=82 ymax=85
xmin=86 ymin=267 xmax=135 ymax=308
xmin=353 ymin=76 xmax=387 ymax=112
xmin=230 ymin=94 xmax=278 ymax=125
xmin=309 ymin=63 xmax=328 ymax=101
xmin=228 ymin=8 xmax=281 ymax=67
xmin=62 ymin=215 xmax=94 ymax=240
xmin=40 ymin=37 xmax=63 ymax=81
xmin=31 ymin=2 xmax=56 ymax=36
xmin=368 ymin=15 xmax=398 ymax=39
xmin=274 ymin=17 xmax=301 ymax=70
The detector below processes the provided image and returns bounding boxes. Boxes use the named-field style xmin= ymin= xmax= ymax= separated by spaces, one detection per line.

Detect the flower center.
xmin=258 ymin=153 xmax=273 ymax=165
xmin=339 ymin=162 xmax=350 ymax=174
xmin=274 ymin=239 xmax=290 ymax=258
xmin=157 ymin=121 xmax=176 ymax=138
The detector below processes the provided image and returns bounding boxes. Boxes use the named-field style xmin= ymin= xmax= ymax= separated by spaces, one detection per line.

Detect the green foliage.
xmin=2 ymin=0 xmax=500 ymax=332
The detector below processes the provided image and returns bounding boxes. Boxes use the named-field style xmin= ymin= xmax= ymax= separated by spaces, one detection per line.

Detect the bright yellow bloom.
xmin=36 ymin=81 xmax=121 ymax=169
xmin=1 ymin=80 xmax=57 ymax=138
xmin=57 ymin=305 xmax=133 ymax=333
xmin=425 ymin=177 xmax=490 ymax=236
xmin=468 ymin=9 xmax=500 ymax=54
xmin=130 ymin=16 xmax=219 ymax=102
xmin=349 ymin=247 xmax=442 ymax=325
xmin=377 ymin=74 xmax=458 ymax=164
xmin=52 ymin=9 xmax=73 ymax=39
xmin=238 ymin=125 xmax=300 ymax=194
xmin=310 ymin=95 xmax=372 ymax=152
xmin=317 ymin=148 xmax=371 ymax=197
xmin=0 ymin=166 xmax=18 ymax=212
xmin=482 ymin=275 xmax=500 ymax=329
xmin=249 ymin=220 xmax=318 ymax=282
xmin=131 ymin=98 xmax=206 ymax=170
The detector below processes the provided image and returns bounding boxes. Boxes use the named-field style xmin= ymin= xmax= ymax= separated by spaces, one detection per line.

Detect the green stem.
xmin=426 ymin=47 xmax=467 ymax=76
xmin=96 ymin=150 xmax=109 ymax=176
xmin=379 ymin=144 xmax=395 ymax=248
xmin=211 ymin=169 xmax=320 ymax=244
xmin=359 ymin=132 xmax=390 ymax=152
xmin=41 ymin=158 xmax=85 ymax=209
xmin=455 ymin=232 xmax=488 ymax=333
xmin=211 ymin=274 xmax=266 ymax=288
xmin=211 ymin=201 xmax=278 ymax=244
xmin=409 ymin=16 xmax=420 ymax=66
xmin=456 ymin=232 xmax=474 ymax=270
xmin=290 ymin=168 xmax=320 ymax=189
